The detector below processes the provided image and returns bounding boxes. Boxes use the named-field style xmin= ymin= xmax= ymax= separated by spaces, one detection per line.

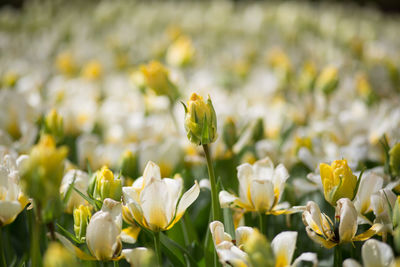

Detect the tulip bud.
xmin=389 ymin=143 xmax=400 ymax=177
xmin=244 ymin=229 xmax=275 ymax=267
xmin=315 ymin=66 xmax=339 ymax=95
xmin=140 ymin=61 xmax=179 ymax=102
xmin=86 ymin=198 xmax=122 ymax=261
xmin=119 ymin=150 xmax=138 ymax=179
xmin=298 ymin=61 xmax=317 ymax=93
xmin=43 ymin=109 xmax=64 ymax=142
xmin=222 ymin=117 xmax=237 ymax=150
xmin=73 ymin=205 xmax=92 ymax=242
xmin=320 ymin=160 xmax=357 ymax=206
xmin=44 ymin=242 xmax=77 ymax=267
xmin=93 ymin=166 xmax=122 ymax=202
xmin=21 ymin=134 xmax=68 ymax=206
xmin=183 ymin=93 xmax=217 ymax=145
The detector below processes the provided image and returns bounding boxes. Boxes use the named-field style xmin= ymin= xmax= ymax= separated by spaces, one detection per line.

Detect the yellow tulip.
xmin=319 ymin=159 xmax=357 ymax=206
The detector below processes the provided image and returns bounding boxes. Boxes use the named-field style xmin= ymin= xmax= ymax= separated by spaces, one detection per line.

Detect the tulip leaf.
xmin=160 ymin=232 xmax=200 ymax=267
xmin=73 ymin=186 xmax=102 ymax=210
xmin=62 ymin=172 xmax=77 ymax=206
xmin=56 ymin=223 xmax=85 ymax=245
xmin=223 ymin=208 xmax=235 ymax=238
xmin=352 ymin=169 xmax=365 ymax=201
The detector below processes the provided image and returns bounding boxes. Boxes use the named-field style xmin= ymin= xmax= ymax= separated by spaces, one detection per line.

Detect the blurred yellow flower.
xmin=82 ymin=60 xmax=103 ymax=80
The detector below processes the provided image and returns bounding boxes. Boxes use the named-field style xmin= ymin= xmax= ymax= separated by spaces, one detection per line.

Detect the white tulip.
xmin=343 ymin=239 xmax=394 ymax=267
xmin=219 ymin=157 xmax=292 ymax=214
xmin=0 ymin=152 xmax=29 ymax=226
xmin=59 ymin=169 xmax=90 ymax=213
xmin=86 ymin=198 xmax=122 ymax=261
xmin=123 ymin=161 xmax=199 ymax=231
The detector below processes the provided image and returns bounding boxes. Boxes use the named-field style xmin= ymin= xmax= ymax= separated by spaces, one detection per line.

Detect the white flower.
xmin=123 ymin=161 xmax=199 ymax=231
xmin=343 ymin=239 xmax=395 ymax=267
xmin=219 ymin=157 xmax=294 ymax=214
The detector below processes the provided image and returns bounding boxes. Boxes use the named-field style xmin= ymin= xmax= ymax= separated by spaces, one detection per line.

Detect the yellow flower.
xmin=44 ymin=242 xmax=77 ymax=267
xmin=303 ymin=199 xmax=382 ymax=248
xmin=55 ymin=51 xmax=77 ymax=76
xmin=315 ymin=66 xmax=339 ymax=95
xmin=122 ymin=161 xmax=199 ymax=232
xmin=21 ymin=135 xmax=68 ymax=205
xmin=166 ymin=35 xmax=195 ymax=67
xmin=319 ymin=159 xmax=357 ymax=206
xmin=73 ymin=205 xmax=92 ymax=242
xmin=43 ymin=109 xmax=64 ymax=141
xmin=92 ymin=166 xmax=122 ymax=202
xmin=82 ymin=60 xmax=103 ymax=80
xmin=140 ymin=61 xmax=179 ymax=102
xmin=183 ymin=93 xmax=217 ymax=145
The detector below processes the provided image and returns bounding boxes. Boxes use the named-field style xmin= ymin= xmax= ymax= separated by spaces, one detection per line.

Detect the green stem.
xmin=258 ymin=213 xmax=264 ymax=235
xmin=0 ymin=228 xmax=6 ymax=267
xmin=169 ymin=101 xmax=180 ymax=133
xmin=334 ymin=245 xmax=342 ymax=267
xmin=154 ymin=231 xmax=162 ymax=266
xmin=30 ymin=207 xmax=42 ymax=267
xmin=113 ymin=261 xmax=119 ymax=267
xmin=203 ymin=144 xmax=221 ymax=221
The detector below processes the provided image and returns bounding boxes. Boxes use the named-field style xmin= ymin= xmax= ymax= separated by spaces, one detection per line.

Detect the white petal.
xmin=271 ymin=231 xmax=297 ymax=266
xmin=292 ymin=252 xmax=318 ymax=267
xmin=343 ymin=259 xmax=362 ymax=267
xmin=162 ymin=177 xmax=183 ymax=223
xmin=102 ymin=198 xmax=122 ymax=229
xmin=86 ymin=211 xmax=121 ymax=260
xmin=362 ymin=239 xmax=394 ymax=267
xmin=353 ymin=172 xmax=383 ymax=214
xmin=272 ymin=164 xmax=289 ymax=201
xmin=122 ymin=247 xmax=152 ymax=267
xmin=0 ymin=200 xmax=22 ymax=225
xmin=219 ymin=191 xmax=238 ymax=208
xmin=174 ymin=181 xmax=200 ymax=221
xmin=253 ymin=157 xmax=274 ymax=180
xmin=235 ymin=226 xmax=254 ymax=247
xmin=237 ymin=163 xmax=253 ymax=204
xmin=250 ymin=179 xmax=274 ymax=212
xmin=337 ymin=198 xmax=358 ymax=243
xmin=143 ymin=161 xmax=161 ymax=185
xmin=209 ymin=221 xmax=232 ymax=246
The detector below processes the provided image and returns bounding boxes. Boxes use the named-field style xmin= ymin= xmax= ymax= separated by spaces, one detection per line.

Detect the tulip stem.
xmin=334 ymin=245 xmax=342 ymax=267
xmin=169 ymin=105 xmax=180 ymax=133
xmin=0 ymin=228 xmax=6 ymax=267
xmin=258 ymin=213 xmax=265 ymax=235
xmin=203 ymin=144 xmax=221 ymax=221
xmin=153 ymin=231 xmax=162 ymax=266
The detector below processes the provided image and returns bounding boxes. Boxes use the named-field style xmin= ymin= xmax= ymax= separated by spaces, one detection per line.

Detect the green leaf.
xmin=73 ymin=186 xmax=102 ymax=210
xmin=160 ymin=232 xmax=199 ymax=267
xmin=223 ymin=208 xmax=235 ymax=238
xmin=62 ymin=172 xmax=77 ymax=206
xmin=56 ymin=223 xmax=85 ymax=245
xmin=352 ymin=169 xmax=365 ymax=201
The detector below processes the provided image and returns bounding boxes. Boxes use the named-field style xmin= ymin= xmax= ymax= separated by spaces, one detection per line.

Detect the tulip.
xmin=315 ymin=66 xmax=339 ymax=95
xmin=209 ymin=221 xmax=253 ymax=267
xmin=122 ymin=248 xmax=156 ymax=267
xmin=0 ymin=153 xmax=29 ymax=226
xmin=123 ymin=161 xmax=200 ymax=232
xmin=73 ymin=205 xmax=92 ymax=242
xmin=92 ymin=166 xmax=122 ymax=203
xmin=86 ymin=198 xmax=122 ymax=261
xmin=271 ymin=231 xmax=318 ymax=267
xmin=140 ymin=61 xmax=179 ymax=102
xmin=319 ymin=159 xmax=357 ymax=206
xmin=219 ymin=157 xmax=296 ymax=215
xmin=182 ymin=93 xmax=218 ymax=146
xmin=343 ymin=239 xmax=394 ymax=267
xmin=166 ymin=35 xmax=195 ymax=67
xmin=371 ymin=189 xmax=397 ymax=235
xmin=43 ymin=109 xmax=64 ymax=142
xmin=60 ymin=169 xmax=90 ymax=213
xmin=43 ymin=242 xmax=77 ymax=267
xmin=303 ymin=198 xmax=382 ymax=248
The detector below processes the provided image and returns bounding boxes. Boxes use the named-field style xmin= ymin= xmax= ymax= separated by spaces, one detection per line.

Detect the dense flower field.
xmin=1 ymin=1 xmax=400 ymax=266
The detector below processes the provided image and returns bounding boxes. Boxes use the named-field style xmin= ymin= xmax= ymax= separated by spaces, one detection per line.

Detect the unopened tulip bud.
xmin=390 ymin=143 xmax=400 ymax=177
xmin=21 ymin=135 xmax=68 ymax=205
xmin=140 ymin=61 xmax=179 ymax=102
xmin=244 ymin=229 xmax=275 ymax=267
xmin=43 ymin=109 xmax=64 ymax=142
xmin=320 ymin=160 xmax=357 ymax=206
xmin=93 ymin=166 xmax=122 ymax=202
xmin=119 ymin=150 xmax=138 ymax=179
xmin=73 ymin=205 xmax=92 ymax=242
xmin=183 ymin=93 xmax=217 ymax=146
xmin=44 ymin=242 xmax=77 ymax=267
xmin=315 ymin=66 xmax=339 ymax=95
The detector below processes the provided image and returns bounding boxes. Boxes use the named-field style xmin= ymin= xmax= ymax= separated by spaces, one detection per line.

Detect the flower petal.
xmin=271 ymin=231 xmax=297 ymax=267
xmin=361 ymin=239 xmax=394 ymax=267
